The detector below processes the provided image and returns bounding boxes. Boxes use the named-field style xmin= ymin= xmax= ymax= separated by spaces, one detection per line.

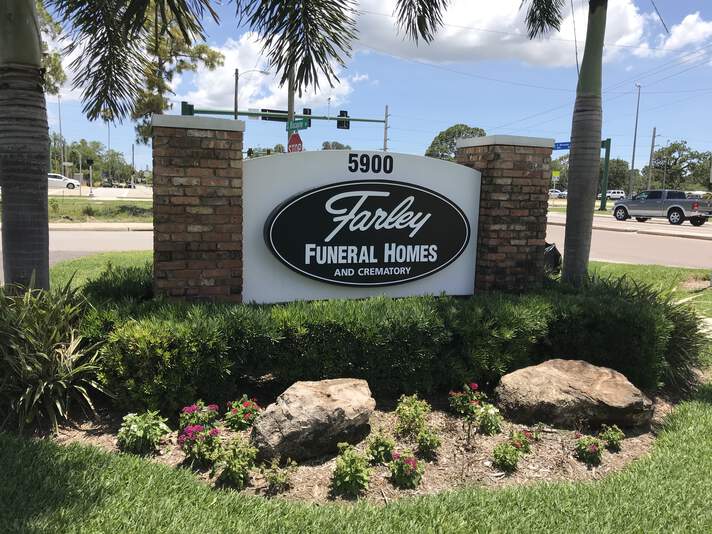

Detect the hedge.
xmin=75 ymin=267 xmax=706 ymax=416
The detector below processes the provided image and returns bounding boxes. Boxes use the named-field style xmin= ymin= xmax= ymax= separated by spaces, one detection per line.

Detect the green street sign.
xmin=286 ymin=118 xmax=309 ymax=131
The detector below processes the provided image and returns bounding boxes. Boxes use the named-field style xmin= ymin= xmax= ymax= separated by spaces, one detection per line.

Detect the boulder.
xmin=250 ymin=378 xmax=376 ymax=461
xmin=495 ymin=359 xmax=653 ymax=428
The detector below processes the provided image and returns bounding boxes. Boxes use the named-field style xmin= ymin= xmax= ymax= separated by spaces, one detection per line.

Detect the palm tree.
xmin=391 ymin=0 xmax=608 ymax=286
xmin=0 ymin=1 xmax=50 ymax=289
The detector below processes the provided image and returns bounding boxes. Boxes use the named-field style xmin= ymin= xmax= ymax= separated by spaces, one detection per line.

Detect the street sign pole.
xmin=599 ymin=138 xmax=612 ymax=211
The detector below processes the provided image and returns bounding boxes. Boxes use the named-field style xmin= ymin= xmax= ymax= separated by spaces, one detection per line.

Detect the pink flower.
xmin=575 ymin=432 xmax=582 ymax=439
xmin=207 ymin=404 xmax=219 ymax=412
xmin=209 ymin=428 xmax=221 ymax=437
xmin=392 ymin=452 xmax=400 ymax=461
xmin=469 ymin=383 xmax=479 ymax=391
xmin=523 ymin=431 xmax=534 ymax=440
xmin=405 ymin=457 xmax=417 ymax=469
xmin=182 ymin=404 xmax=198 ymax=414
xmin=588 ymin=444 xmax=598 ymax=453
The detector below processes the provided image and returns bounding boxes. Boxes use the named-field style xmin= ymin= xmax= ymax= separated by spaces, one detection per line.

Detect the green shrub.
xmin=178 ymin=424 xmax=223 ymax=467
xmin=0 ymin=283 xmax=106 ymax=432
xmin=77 ymin=273 xmax=705 ymax=415
xmin=261 ymin=457 xmax=298 ymax=495
xmin=493 ymin=443 xmax=520 ymax=473
xmin=509 ymin=430 xmax=532 ymax=454
xmin=389 ymin=450 xmax=424 ymax=489
xmin=366 ymin=432 xmax=395 ymax=465
xmin=599 ymin=424 xmax=625 ymax=452
xmin=117 ymin=411 xmax=170 ymax=455
xmin=574 ymin=435 xmax=604 ymax=466
xmin=448 ymin=382 xmax=485 ymax=415
xmin=215 ymin=438 xmax=257 ymax=490
xmin=416 ymin=427 xmax=442 ymax=458
xmin=395 ymin=394 xmax=431 ymax=437
xmin=224 ymin=395 xmax=261 ymax=431
xmin=474 ymin=403 xmax=504 ymax=436
xmin=331 ymin=443 xmax=370 ymax=497
xmin=83 ymin=262 xmax=153 ymax=303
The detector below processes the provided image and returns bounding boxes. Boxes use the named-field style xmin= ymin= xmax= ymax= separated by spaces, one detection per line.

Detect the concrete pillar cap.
xmin=456 ymin=135 xmax=554 ymax=149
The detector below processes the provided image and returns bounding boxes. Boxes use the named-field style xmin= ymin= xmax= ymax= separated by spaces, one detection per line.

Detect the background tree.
xmin=35 ymin=0 xmax=66 ymax=94
xmin=272 ymin=143 xmax=285 ymax=153
xmin=425 ymin=124 xmax=486 ymax=161
xmin=131 ymin=4 xmax=223 ymax=143
xmin=551 ymin=154 xmax=569 ymax=190
xmin=322 ymin=141 xmax=351 ymax=150
xmin=600 ymin=158 xmax=630 ymax=191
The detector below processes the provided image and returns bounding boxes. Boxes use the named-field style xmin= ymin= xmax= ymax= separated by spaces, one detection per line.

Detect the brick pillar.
xmin=151 ymin=115 xmax=244 ymax=300
xmin=456 ymin=135 xmax=553 ymax=292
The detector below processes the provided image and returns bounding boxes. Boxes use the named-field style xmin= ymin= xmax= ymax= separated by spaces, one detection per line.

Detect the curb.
xmin=47 ymin=226 xmax=153 ymax=232
xmin=547 ymin=219 xmax=712 ymax=241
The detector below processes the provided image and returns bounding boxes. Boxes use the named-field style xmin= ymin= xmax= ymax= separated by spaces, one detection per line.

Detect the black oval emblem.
xmin=264 ymin=180 xmax=471 ymax=286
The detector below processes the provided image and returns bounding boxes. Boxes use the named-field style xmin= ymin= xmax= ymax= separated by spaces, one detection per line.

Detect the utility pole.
xmin=234 ymin=68 xmax=239 ymax=120
xmin=628 ymin=83 xmax=641 ymax=195
xmin=382 ymin=105 xmax=389 ymax=152
xmin=58 ymin=93 xmax=65 ymax=168
xmin=647 ymin=126 xmax=656 ymax=189
xmin=287 ymin=66 xmax=295 ymax=144
xmin=131 ymin=144 xmax=135 ymax=188
xmin=662 ymin=159 xmax=668 ymax=190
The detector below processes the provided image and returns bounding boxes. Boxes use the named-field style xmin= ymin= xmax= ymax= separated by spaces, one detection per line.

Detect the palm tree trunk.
xmin=0 ymin=0 xmax=50 ymax=289
xmin=561 ymin=0 xmax=607 ymax=287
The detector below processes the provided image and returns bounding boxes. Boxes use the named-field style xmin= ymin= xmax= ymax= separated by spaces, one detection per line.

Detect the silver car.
xmin=613 ymin=189 xmax=712 ymax=226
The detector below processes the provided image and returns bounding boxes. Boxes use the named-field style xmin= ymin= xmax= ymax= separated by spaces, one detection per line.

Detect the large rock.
xmin=250 ymin=378 xmax=376 ymax=461
xmin=495 ymin=359 xmax=653 ymax=427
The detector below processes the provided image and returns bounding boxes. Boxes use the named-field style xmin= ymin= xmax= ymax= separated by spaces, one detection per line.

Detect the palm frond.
xmin=393 ymin=0 xmax=450 ymax=43
xmin=521 ymin=0 xmax=566 ymax=38
xmin=233 ymin=0 xmax=358 ymax=92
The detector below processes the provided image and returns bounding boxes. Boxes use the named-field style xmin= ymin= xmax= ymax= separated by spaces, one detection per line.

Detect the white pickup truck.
xmin=612 ymin=189 xmax=712 ymax=226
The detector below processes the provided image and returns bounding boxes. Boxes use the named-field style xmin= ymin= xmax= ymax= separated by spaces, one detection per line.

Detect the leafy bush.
xmin=599 ymin=424 xmax=625 ymax=452
xmin=261 ymin=457 xmax=298 ymax=495
xmin=448 ymin=382 xmax=485 ymax=415
xmin=395 ymin=394 xmax=431 ymax=437
xmin=215 ymin=438 xmax=257 ymax=490
xmin=179 ymin=401 xmax=220 ymax=430
xmin=473 ymin=403 xmax=504 ymax=437
xmin=0 ymin=283 xmax=106 ymax=432
xmin=83 ymin=262 xmax=153 ymax=303
xmin=117 ymin=411 xmax=170 ymax=455
xmin=366 ymin=432 xmax=395 ymax=465
xmin=574 ymin=435 xmax=604 ymax=466
xmin=509 ymin=430 xmax=532 ymax=454
xmin=493 ymin=443 xmax=520 ymax=473
xmin=331 ymin=443 xmax=370 ymax=497
xmin=416 ymin=428 xmax=442 ymax=458
xmin=389 ymin=450 xmax=424 ymax=489
xmin=178 ymin=424 xmax=222 ymax=466
xmin=81 ymin=272 xmax=705 ymax=415
xmin=224 ymin=396 xmax=261 ymax=431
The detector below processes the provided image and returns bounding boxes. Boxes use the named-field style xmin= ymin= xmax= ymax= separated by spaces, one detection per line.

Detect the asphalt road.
xmin=0 ymin=221 xmax=710 ymax=283
xmin=0 ymin=230 xmax=153 ymax=282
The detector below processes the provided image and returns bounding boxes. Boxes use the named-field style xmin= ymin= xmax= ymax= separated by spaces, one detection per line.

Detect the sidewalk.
xmin=547 ymin=212 xmax=712 ymax=242
xmin=0 ymin=222 xmax=154 ymax=232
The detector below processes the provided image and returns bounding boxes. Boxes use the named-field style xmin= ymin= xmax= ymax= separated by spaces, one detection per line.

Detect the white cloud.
xmin=355 ymin=0 xmax=652 ymax=67
xmin=175 ymin=33 xmax=362 ymax=111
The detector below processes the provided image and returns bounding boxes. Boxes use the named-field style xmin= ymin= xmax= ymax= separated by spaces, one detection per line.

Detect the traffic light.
xmin=246 ymin=148 xmax=254 ymax=158
xmin=303 ymin=108 xmax=312 ymax=127
xmin=337 ymin=110 xmax=350 ymax=130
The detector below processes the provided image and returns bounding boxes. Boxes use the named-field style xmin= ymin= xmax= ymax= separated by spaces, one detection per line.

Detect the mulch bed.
xmin=51 ymin=396 xmax=668 ymax=505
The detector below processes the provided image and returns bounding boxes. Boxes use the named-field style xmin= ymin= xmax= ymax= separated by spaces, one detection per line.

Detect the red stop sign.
xmin=288 ymin=132 xmax=303 ymax=153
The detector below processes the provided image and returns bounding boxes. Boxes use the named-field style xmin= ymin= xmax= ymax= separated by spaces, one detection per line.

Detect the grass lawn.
xmin=50 ymin=250 xmax=152 ymax=288
xmin=0 ymin=198 xmax=153 ymax=223
xmin=1 ymin=384 xmax=711 ymax=533
xmin=0 ymin=254 xmax=706 ymax=532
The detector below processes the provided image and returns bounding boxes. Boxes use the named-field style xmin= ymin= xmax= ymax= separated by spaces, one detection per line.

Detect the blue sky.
xmin=52 ymin=1 xmax=712 ymax=172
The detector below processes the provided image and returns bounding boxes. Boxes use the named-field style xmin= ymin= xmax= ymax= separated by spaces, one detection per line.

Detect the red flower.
xmin=207 ymin=404 xmax=219 ymax=412
xmin=523 ymin=431 xmax=534 ymax=440
xmin=512 ymin=440 xmax=522 ymax=449
xmin=468 ymin=383 xmax=479 ymax=391
xmin=242 ymin=401 xmax=251 ymax=408
xmin=392 ymin=452 xmax=400 ymax=461
xmin=231 ymin=408 xmax=238 ymax=414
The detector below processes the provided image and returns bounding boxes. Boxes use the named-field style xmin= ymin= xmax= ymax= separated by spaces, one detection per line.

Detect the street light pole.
xmin=234 ymin=68 xmax=270 ymax=120
xmin=287 ymin=66 xmax=295 ymax=144
xmin=628 ymin=83 xmax=642 ymax=195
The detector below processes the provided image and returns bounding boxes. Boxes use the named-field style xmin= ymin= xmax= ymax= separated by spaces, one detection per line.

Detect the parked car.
xmin=549 ymin=189 xmax=563 ymax=198
xmin=48 ymin=173 xmax=80 ymax=190
xmin=558 ymin=190 xmax=568 ymax=199
xmin=612 ymin=189 xmax=712 ymax=226
xmin=599 ymin=189 xmax=626 ymax=200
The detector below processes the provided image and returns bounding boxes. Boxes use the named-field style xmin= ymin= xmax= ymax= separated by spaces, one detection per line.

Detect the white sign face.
xmin=242 ymin=151 xmax=481 ymax=303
